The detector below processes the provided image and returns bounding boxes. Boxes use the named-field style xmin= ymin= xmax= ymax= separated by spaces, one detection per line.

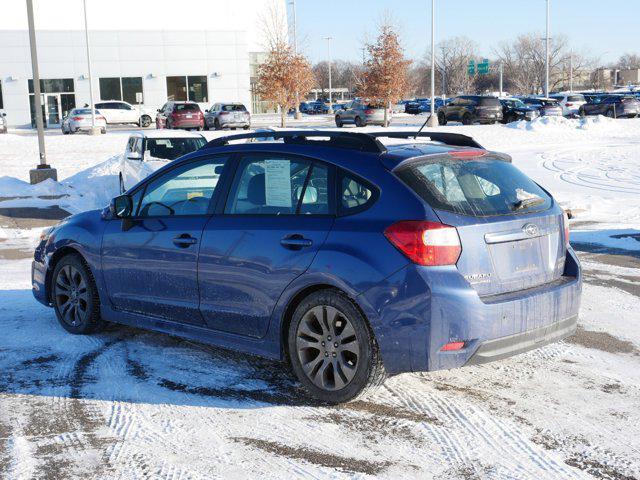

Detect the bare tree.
xmin=256 ymin=2 xmax=315 ymax=127
xmin=313 ymin=60 xmax=362 ymax=98
xmin=493 ymin=33 xmax=586 ymax=95
xmin=616 ymin=53 xmax=640 ymax=70
xmin=358 ymin=23 xmax=411 ymax=126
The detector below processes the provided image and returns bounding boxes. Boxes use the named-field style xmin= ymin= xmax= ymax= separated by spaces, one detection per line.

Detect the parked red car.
xmin=156 ymin=101 xmax=204 ymax=130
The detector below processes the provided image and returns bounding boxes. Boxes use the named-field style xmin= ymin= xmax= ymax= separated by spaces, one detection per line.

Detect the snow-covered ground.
xmin=1 ymin=116 xmax=639 ymax=479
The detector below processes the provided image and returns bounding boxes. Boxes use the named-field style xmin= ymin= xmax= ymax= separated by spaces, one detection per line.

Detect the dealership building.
xmin=0 ymin=0 xmax=283 ymax=128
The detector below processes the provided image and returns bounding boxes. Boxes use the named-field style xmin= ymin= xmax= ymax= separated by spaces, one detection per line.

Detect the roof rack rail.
xmin=204 ymin=130 xmax=387 ymax=154
xmin=367 ymin=131 xmax=484 ymax=149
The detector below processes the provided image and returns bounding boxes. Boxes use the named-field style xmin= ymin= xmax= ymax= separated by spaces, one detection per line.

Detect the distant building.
xmin=0 ymin=0 xmax=286 ymax=128
xmin=617 ymin=68 xmax=640 ymax=86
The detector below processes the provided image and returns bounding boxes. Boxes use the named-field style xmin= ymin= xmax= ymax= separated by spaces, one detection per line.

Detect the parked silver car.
xmin=61 ymin=108 xmax=107 ymax=134
xmin=335 ymin=100 xmax=391 ymax=127
xmin=204 ymin=103 xmax=250 ymax=130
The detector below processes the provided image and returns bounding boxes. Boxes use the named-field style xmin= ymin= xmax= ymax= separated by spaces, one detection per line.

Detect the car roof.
xmin=180 ymin=130 xmax=498 ymax=173
xmin=128 ymin=130 xmax=205 ymax=139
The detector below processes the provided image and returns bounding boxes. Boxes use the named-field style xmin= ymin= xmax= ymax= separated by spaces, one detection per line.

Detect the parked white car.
xmin=550 ymin=93 xmax=586 ymax=117
xmin=95 ymin=101 xmax=156 ymax=128
xmin=119 ymin=130 xmax=207 ymax=192
xmin=61 ymin=108 xmax=107 ymax=134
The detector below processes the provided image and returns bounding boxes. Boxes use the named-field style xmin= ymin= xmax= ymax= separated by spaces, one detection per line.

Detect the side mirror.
xmin=205 ymin=109 xmax=209 ymax=113
xmin=110 ymin=194 xmax=133 ymax=218
xmin=127 ymin=152 xmax=142 ymax=161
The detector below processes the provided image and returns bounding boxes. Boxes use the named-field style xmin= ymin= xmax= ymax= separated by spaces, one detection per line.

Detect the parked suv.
xmin=579 ymin=95 xmax=640 ymax=118
xmin=549 ymin=93 xmax=586 ymax=117
xmin=519 ymin=97 xmax=563 ymax=117
xmin=335 ymin=100 xmax=391 ymax=127
xmin=156 ymin=102 xmax=205 ymax=130
xmin=119 ymin=130 xmax=206 ymax=192
xmin=94 ymin=101 xmax=156 ymax=128
xmin=500 ymin=98 xmax=540 ymax=123
xmin=0 ymin=112 xmax=7 ymax=134
xmin=437 ymin=96 xmax=503 ymax=125
xmin=33 ymin=130 xmax=581 ymax=403
xmin=204 ymin=103 xmax=251 ymax=130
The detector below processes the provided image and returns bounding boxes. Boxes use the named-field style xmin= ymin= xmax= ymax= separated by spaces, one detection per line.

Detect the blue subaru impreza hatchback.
xmin=33 ymin=130 xmax=581 ymax=403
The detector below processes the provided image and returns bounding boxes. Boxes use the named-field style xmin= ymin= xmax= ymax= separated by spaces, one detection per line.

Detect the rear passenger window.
xmin=340 ymin=174 xmax=374 ymax=214
xmin=225 ymin=156 xmax=330 ymax=215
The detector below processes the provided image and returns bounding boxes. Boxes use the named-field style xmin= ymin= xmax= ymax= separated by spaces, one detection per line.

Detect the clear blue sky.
xmin=294 ymin=0 xmax=633 ymax=65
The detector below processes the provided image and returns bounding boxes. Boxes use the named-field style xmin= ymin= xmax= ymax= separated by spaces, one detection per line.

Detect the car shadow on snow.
xmin=0 ymin=288 xmax=321 ymax=410
xmin=571 ymin=228 xmax=640 ymax=259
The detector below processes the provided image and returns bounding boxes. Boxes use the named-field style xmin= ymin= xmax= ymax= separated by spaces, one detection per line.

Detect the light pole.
xmin=325 ymin=36 xmax=333 ymax=115
xmin=544 ymin=0 xmax=550 ymax=98
xmin=26 ymin=0 xmax=57 ymax=184
xmin=82 ymin=0 xmax=99 ymax=134
xmin=290 ymin=0 xmax=301 ymax=119
xmin=499 ymin=62 xmax=503 ymax=97
xmin=427 ymin=0 xmax=438 ymax=127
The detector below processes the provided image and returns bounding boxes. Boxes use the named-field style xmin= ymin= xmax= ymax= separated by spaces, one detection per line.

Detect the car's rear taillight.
xmin=72 ymin=116 xmax=83 ymax=121
xmin=364 ymin=109 xmax=374 ymax=114
xmin=220 ymin=112 xmax=229 ymax=116
xmin=384 ymin=221 xmax=461 ymax=266
xmin=562 ymin=210 xmax=570 ymax=247
xmin=566 ymin=103 xmax=573 ymax=107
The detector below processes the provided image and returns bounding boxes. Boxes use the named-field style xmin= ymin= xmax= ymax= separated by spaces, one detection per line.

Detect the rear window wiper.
xmin=511 ymin=197 xmax=545 ymax=210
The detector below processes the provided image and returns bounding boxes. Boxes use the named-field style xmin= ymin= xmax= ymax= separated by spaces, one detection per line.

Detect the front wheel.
xmin=139 ymin=115 xmax=152 ymax=128
xmin=462 ymin=113 xmax=473 ymax=125
xmin=437 ymin=112 xmax=446 ymax=125
xmin=288 ymin=290 xmax=386 ymax=403
xmin=52 ymin=254 xmax=105 ymax=335
xmin=335 ymin=115 xmax=343 ymax=128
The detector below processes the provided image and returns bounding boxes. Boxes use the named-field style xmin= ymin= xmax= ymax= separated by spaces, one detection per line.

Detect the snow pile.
xmin=507 ymin=114 xmax=617 ymax=132
xmin=0 ymin=155 xmax=122 ymax=213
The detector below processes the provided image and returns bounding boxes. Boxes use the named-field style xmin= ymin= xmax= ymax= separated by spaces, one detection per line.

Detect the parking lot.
xmin=1 ymin=114 xmax=639 ymax=479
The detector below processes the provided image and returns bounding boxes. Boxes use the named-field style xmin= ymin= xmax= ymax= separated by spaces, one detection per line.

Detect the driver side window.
xmin=136 ymin=157 xmax=227 ymax=217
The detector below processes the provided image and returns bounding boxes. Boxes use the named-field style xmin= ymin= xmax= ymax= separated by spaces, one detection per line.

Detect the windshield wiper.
xmin=511 ymin=197 xmax=545 ymax=210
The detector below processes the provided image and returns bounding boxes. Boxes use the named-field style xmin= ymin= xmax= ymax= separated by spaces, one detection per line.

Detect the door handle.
xmin=280 ymin=234 xmax=313 ymax=250
xmin=173 ymin=234 xmax=197 ymax=248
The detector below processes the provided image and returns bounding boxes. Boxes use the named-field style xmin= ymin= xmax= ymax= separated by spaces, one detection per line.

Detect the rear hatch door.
xmin=395 ymin=153 xmax=566 ymax=297
xmin=476 ymin=97 xmax=502 ymax=119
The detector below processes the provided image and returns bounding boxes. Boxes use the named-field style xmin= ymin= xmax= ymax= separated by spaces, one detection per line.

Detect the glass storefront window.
xmin=187 ymin=75 xmax=207 ymax=103
xmin=166 ymin=76 xmax=187 ymax=101
xmin=99 ymin=77 xmax=121 ymax=101
xmin=28 ymin=78 xmax=74 ymax=94
xmin=122 ymin=77 xmax=143 ymax=104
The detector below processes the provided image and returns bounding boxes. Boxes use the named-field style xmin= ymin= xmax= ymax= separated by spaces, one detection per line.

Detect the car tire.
xmin=462 ymin=113 xmax=473 ymax=125
xmin=51 ymin=254 xmax=105 ymax=335
xmin=437 ymin=112 xmax=446 ymax=125
xmin=335 ymin=116 xmax=343 ymax=128
xmin=139 ymin=115 xmax=152 ymax=128
xmin=606 ymin=109 xmax=616 ymax=119
xmin=101 ymin=128 xmax=106 ymax=134
xmin=287 ymin=289 xmax=386 ymax=404
xmin=354 ymin=116 xmax=365 ymax=127
xmin=243 ymin=125 xmax=250 ymax=130
xmin=214 ymin=119 xmax=221 ymax=131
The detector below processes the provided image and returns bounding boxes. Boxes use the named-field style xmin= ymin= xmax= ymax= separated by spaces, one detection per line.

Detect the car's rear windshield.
xmin=175 ymin=104 xmax=200 ymax=112
xmin=396 ymin=156 xmax=552 ymax=217
xmin=144 ymin=137 xmax=206 ymax=160
xmin=478 ymin=97 xmax=500 ymax=107
xmin=221 ymin=104 xmax=247 ymax=111
xmin=567 ymin=95 xmax=585 ymax=102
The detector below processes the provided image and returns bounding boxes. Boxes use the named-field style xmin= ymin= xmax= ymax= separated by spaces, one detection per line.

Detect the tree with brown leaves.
xmin=359 ymin=24 xmax=411 ymax=127
xmin=256 ymin=44 xmax=315 ymax=128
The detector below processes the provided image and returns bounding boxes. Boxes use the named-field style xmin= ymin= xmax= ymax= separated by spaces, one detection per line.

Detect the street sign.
xmin=136 ymin=92 xmax=143 ymax=104
xmin=468 ymin=60 xmax=476 ymax=76
xmin=477 ymin=59 xmax=490 ymax=75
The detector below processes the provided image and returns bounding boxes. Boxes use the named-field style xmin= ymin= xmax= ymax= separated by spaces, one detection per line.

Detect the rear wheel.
xmin=438 ymin=112 xmax=447 ymax=125
xmin=139 ymin=115 xmax=152 ymax=128
xmin=214 ymin=119 xmax=221 ymax=130
xmin=288 ymin=290 xmax=386 ymax=403
xmin=52 ymin=254 xmax=105 ymax=335
xmin=354 ymin=116 xmax=365 ymax=127
xmin=335 ymin=115 xmax=343 ymax=128
xmin=462 ymin=113 xmax=473 ymax=125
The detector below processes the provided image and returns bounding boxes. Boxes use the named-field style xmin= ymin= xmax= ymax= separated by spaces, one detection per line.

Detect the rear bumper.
xmin=362 ymin=248 xmax=582 ymax=375
xmin=172 ymin=119 xmax=203 ymax=128
xmin=465 ymin=314 xmax=577 ymax=365
xmin=219 ymin=119 xmax=250 ymax=127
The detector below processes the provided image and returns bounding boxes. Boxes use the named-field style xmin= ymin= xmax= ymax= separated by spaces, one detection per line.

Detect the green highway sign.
xmin=467 ymin=59 xmax=476 ymax=75
xmin=477 ymin=58 xmax=490 ymax=75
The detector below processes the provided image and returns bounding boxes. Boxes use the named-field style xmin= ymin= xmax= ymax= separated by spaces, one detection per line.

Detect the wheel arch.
xmin=278 ymin=282 xmax=374 ymax=363
xmin=45 ymin=246 xmax=91 ymax=304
